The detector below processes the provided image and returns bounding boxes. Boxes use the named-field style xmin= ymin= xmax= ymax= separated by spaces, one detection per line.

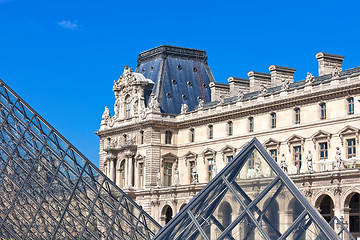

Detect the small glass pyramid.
xmin=153 ymin=138 xmax=339 ymax=240
xmin=0 ymin=80 xmax=161 ymax=239
xmin=329 ymin=216 xmax=355 ymax=240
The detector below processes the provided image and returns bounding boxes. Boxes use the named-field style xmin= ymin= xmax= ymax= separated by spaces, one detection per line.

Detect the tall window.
xmin=139 ymin=163 xmax=144 ymax=188
xmin=319 ymin=142 xmax=328 ymax=160
xmin=190 ymin=128 xmax=195 ymax=143
xmin=249 ymin=117 xmax=254 ymax=132
xmin=248 ymin=152 xmax=255 ymax=169
xmin=350 ymin=193 xmax=360 ymax=233
xmin=165 ymin=131 xmax=172 ymax=144
xmin=163 ymin=162 xmax=173 ymax=187
xmin=347 ymin=139 xmax=356 ymax=159
xmin=119 ymin=161 xmax=125 ymax=188
xmin=320 ymin=103 xmax=326 ymax=120
xmin=227 ymin=155 xmax=233 ymax=162
xmin=208 ymin=125 xmax=213 ymax=139
xmin=270 ymin=149 xmax=277 ymax=162
xmin=295 ymin=108 xmax=300 ymax=124
xmin=125 ymin=95 xmax=131 ymax=118
xmin=348 ymin=97 xmax=354 ymax=115
xmin=208 ymin=158 xmax=214 ymax=181
xmin=140 ymin=130 xmax=144 ymax=144
xmin=228 ymin=121 xmax=233 ymax=136
xmin=294 ymin=146 xmax=302 ymax=173
xmin=271 ymin=113 xmax=276 ymax=128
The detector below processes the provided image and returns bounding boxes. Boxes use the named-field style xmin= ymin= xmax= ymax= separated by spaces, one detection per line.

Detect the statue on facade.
xmin=192 ymin=166 xmax=199 ymax=184
xmin=306 ymin=150 xmax=313 ymax=173
xmin=305 ymin=72 xmax=315 ymax=85
xmin=197 ymin=98 xmax=204 ymax=109
xmin=211 ymin=164 xmax=217 ymax=179
xmin=133 ymin=95 xmax=139 ymax=115
xmin=335 ymin=147 xmax=344 ymax=169
xmin=174 ymin=167 xmax=179 ymax=186
xmin=218 ymin=95 xmax=224 ymax=104
xmin=148 ymin=93 xmax=160 ymax=111
xmin=332 ymin=67 xmax=341 ymax=78
xmin=114 ymin=97 xmax=120 ymax=118
xmin=156 ymin=170 xmax=162 ymax=187
xmin=102 ymin=106 xmax=111 ymax=122
xmin=181 ymin=104 xmax=188 ymax=114
xmin=281 ymin=79 xmax=290 ymax=90
xmin=109 ymin=138 xmax=116 ymax=148
xmin=280 ymin=154 xmax=288 ymax=173
xmin=255 ymin=159 xmax=263 ymax=177
xmin=259 ymin=85 xmax=267 ymax=96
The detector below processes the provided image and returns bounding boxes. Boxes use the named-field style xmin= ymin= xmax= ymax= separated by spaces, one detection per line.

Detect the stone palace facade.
xmin=96 ymin=46 xmax=360 ymax=237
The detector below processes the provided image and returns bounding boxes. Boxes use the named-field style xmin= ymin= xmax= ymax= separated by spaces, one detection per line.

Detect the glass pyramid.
xmin=153 ymin=138 xmax=339 ymax=240
xmin=0 ymin=79 xmax=161 ymax=239
xmin=329 ymin=216 xmax=355 ymax=240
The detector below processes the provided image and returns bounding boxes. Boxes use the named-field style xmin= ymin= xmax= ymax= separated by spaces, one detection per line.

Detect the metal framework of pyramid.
xmin=329 ymin=216 xmax=355 ymax=240
xmin=153 ymin=138 xmax=339 ymax=240
xmin=0 ymin=79 xmax=161 ymax=240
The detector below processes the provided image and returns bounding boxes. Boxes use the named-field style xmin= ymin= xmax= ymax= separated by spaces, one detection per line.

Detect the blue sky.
xmin=1 ymin=0 xmax=359 ymax=166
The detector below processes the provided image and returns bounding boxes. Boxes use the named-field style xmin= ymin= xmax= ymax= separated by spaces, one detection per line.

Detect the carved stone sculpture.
xmin=280 ymin=154 xmax=288 ymax=173
xmin=181 ymin=104 xmax=188 ymax=114
xmin=114 ymin=98 xmax=120 ymax=118
xmin=305 ymin=72 xmax=315 ymax=85
xmin=174 ymin=167 xmax=179 ymax=186
xmin=281 ymin=79 xmax=291 ymax=90
xmin=211 ymin=164 xmax=217 ymax=179
xmin=238 ymin=90 xmax=244 ymax=100
xmin=255 ymin=159 xmax=263 ymax=177
xmin=306 ymin=150 xmax=313 ymax=172
xmin=192 ymin=166 xmax=199 ymax=184
xmin=259 ymin=85 xmax=267 ymax=96
xmin=335 ymin=147 xmax=344 ymax=169
xmin=332 ymin=67 xmax=341 ymax=78
xmin=156 ymin=170 xmax=162 ymax=187
xmin=197 ymin=98 xmax=204 ymax=109
xmin=102 ymin=106 xmax=110 ymax=122
xmin=149 ymin=93 xmax=160 ymax=111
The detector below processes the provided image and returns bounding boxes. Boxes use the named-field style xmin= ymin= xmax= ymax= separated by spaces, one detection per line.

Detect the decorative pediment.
xmin=183 ymin=151 xmax=198 ymax=166
xmin=202 ymin=148 xmax=216 ymax=163
xmin=135 ymin=154 xmax=145 ymax=162
xmin=220 ymin=145 xmax=236 ymax=154
xmin=311 ymin=130 xmax=332 ymax=149
xmin=161 ymin=152 xmax=178 ymax=166
xmin=338 ymin=125 xmax=360 ymax=145
xmin=286 ymin=134 xmax=305 ymax=152
xmin=263 ymin=138 xmax=281 ymax=150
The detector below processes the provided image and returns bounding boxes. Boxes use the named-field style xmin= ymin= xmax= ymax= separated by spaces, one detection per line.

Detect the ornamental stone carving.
xmin=281 ymin=79 xmax=291 ymax=90
xmin=238 ymin=90 xmax=244 ymax=100
xmin=181 ymin=104 xmax=188 ymax=114
xmin=305 ymin=72 xmax=315 ymax=85
xmin=149 ymin=93 xmax=160 ymax=111
xmin=332 ymin=67 xmax=341 ymax=78
xmin=259 ymin=85 xmax=267 ymax=96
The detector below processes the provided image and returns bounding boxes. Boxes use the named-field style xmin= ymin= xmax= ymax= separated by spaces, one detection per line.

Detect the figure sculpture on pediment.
xmin=181 ymin=104 xmax=188 ymax=114
xmin=306 ymin=150 xmax=313 ymax=173
xmin=280 ymin=154 xmax=288 ymax=173
xmin=305 ymin=72 xmax=315 ymax=85
xmin=238 ymin=90 xmax=244 ymax=100
xmin=148 ymin=93 xmax=160 ymax=111
xmin=332 ymin=67 xmax=341 ymax=78
xmin=102 ymin=106 xmax=110 ymax=122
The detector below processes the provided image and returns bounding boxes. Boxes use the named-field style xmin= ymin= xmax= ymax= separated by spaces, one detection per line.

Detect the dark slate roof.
xmin=135 ymin=45 xmax=215 ymax=114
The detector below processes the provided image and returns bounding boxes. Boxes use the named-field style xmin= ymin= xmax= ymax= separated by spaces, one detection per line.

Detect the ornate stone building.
xmin=96 ymin=46 xmax=360 ymax=237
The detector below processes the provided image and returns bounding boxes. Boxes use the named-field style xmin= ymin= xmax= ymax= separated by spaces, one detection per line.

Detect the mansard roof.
xmin=153 ymin=138 xmax=339 ymax=240
xmin=135 ymin=45 xmax=215 ymax=114
xmin=0 ymin=80 xmax=161 ymax=239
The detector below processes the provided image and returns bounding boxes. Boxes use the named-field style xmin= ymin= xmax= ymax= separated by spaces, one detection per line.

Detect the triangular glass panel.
xmin=153 ymin=138 xmax=340 ymax=240
xmin=0 ymin=79 xmax=161 ymax=239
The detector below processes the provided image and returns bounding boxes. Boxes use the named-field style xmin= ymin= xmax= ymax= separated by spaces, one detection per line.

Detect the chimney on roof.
xmin=315 ymin=52 xmax=345 ymax=76
xmin=228 ymin=77 xmax=250 ymax=96
xmin=247 ymin=71 xmax=271 ymax=92
xmin=269 ymin=65 xmax=296 ymax=86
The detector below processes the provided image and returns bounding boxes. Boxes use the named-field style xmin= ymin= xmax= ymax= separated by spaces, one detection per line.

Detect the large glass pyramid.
xmin=153 ymin=138 xmax=339 ymax=240
xmin=329 ymin=216 xmax=355 ymax=240
xmin=0 ymin=79 xmax=161 ymax=239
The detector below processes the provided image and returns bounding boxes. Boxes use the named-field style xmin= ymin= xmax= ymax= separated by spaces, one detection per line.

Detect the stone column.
xmin=125 ymin=150 xmax=135 ymax=187
xmin=106 ymin=154 xmax=116 ymax=183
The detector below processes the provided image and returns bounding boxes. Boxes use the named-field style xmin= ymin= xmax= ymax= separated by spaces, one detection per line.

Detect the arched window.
xmin=219 ymin=202 xmax=232 ymax=228
xmin=264 ymin=198 xmax=279 ymax=237
xmin=208 ymin=125 xmax=213 ymax=139
xmin=294 ymin=108 xmax=300 ymax=124
xmin=161 ymin=205 xmax=173 ymax=225
xmin=271 ymin=112 xmax=276 ymax=128
xmin=320 ymin=103 xmax=326 ymax=120
xmin=125 ymin=95 xmax=131 ymax=118
xmin=348 ymin=97 xmax=354 ymax=115
xmin=249 ymin=117 xmax=254 ymax=132
xmin=228 ymin=121 xmax=233 ymax=136
xmin=140 ymin=130 xmax=144 ymax=144
xmin=350 ymin=193 xmax=360 ymax=233
xmin=119 ymin=160 xmax=125 ymax=188
xmin=165 ymin=131 xmax=172 ymax=144
xmin=319 ymin=195 xmax=334 ymax=222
